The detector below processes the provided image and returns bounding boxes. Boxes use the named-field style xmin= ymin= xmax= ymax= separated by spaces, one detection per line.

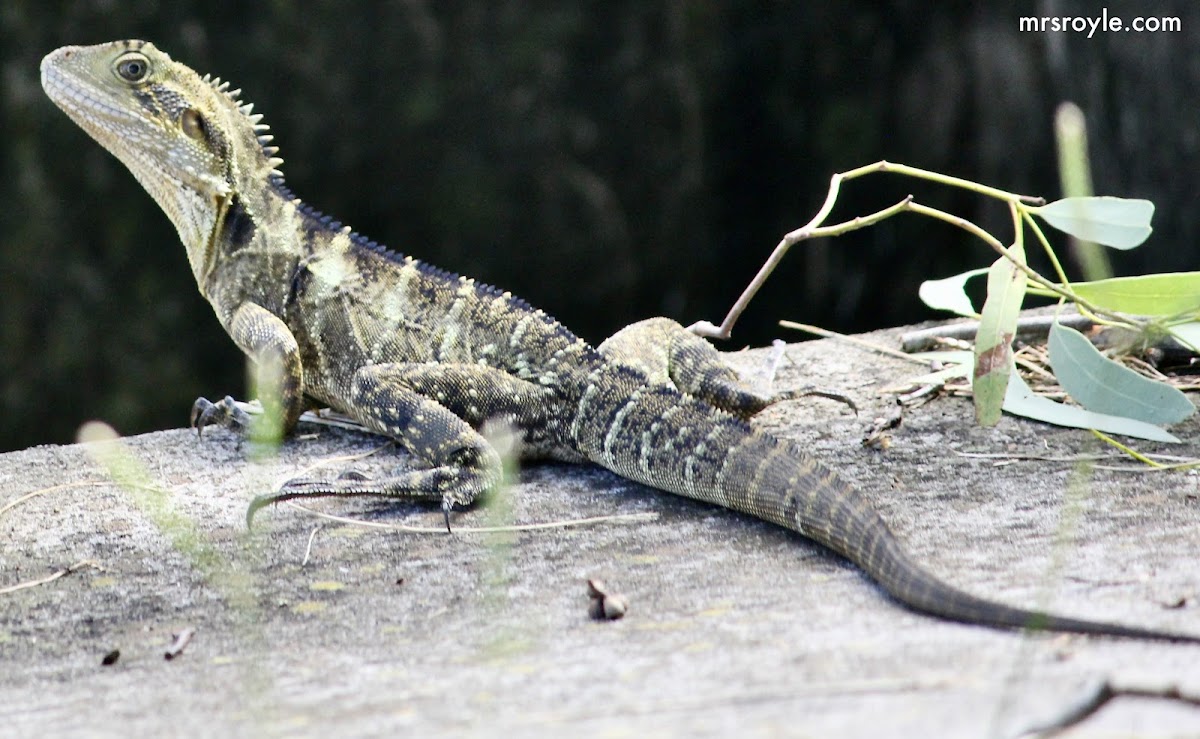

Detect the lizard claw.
xmin=190 ymin=395 xmax=251 ymax=436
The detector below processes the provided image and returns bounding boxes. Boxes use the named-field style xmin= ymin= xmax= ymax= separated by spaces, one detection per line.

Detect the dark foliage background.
xmin=2 ymin=1 xmax=1197 ymax=450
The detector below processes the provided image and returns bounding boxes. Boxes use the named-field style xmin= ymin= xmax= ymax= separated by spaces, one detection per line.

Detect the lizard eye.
xmin=114 ymin=52 xmax=151 ymax=83
xmin=181 ymin=108 xmax=207 ymax=141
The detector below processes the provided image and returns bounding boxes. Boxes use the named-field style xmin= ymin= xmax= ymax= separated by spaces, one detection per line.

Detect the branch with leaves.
xmin=692 ymin=160 xmax=1199 ymax=442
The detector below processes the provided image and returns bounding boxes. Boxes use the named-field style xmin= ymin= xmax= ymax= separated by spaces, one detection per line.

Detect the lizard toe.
xmin=190 ymin=395 xmax=250 ymax=436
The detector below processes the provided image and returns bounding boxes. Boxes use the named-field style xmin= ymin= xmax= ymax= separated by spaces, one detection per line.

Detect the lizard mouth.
xmin=41 ymin=42 xmax=231 ymax=277
xmin=41 ymin=47 xmax=149 ymax=137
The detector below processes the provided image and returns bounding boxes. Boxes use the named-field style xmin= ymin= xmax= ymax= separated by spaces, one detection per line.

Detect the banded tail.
xmin=572 ymin=365 xmax=1199 ymax=643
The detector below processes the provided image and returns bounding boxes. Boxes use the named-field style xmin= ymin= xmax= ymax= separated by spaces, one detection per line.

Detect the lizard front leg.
xmin=191 ymin=302 xmax=306 ymax=437
xmin=247 ymin=363 xmax=563 ymax=525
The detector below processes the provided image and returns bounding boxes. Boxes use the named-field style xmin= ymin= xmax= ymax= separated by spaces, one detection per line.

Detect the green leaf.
xmin=1167 ymin=322 xmax=1200 ymax=352
xmin=973 ymin=253 xmax=1027 ymax=426
xmin=1047 ymin=322 xmax=1194 ymax=425
xmin=1032 ymin=196 xmax=1154 ymax=249
xmin=918 ymin=268 xmax=988 ymax=317
xmin=1066 ymin=273 xmax=1200 ymax=316
xmin=1002 ymin=367 xmax=1180 ymax=443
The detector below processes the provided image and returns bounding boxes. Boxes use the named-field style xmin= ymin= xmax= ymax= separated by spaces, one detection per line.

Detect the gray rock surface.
xmin=3 ymin=325 xmax=1199 ymax=737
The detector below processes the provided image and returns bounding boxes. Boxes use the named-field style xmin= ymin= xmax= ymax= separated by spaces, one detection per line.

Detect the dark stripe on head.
xmin=133 ymin=89 xmax=159 ymax=116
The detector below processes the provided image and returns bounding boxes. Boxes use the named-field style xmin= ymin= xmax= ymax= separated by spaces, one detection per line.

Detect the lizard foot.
xmin=244 ymin=485 xmax=461 ymax=533
xmin=190 ymin=395 xmax=251 ymax=436
xmin=244 ymin=465 xmax=477 ymax=529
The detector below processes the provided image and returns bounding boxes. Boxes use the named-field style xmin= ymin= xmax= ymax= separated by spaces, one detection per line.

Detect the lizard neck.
xmin=198 ymin=176 xmax=308 ymax=327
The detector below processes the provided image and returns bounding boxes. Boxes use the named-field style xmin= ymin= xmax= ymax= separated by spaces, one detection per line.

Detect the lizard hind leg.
xmin=598 ymin=317 xmax=783 ymax=419
xmin=247 ymin=363 xmax=506 ymax=527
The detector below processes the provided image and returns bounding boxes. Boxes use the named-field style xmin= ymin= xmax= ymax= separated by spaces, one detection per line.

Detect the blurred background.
xmin=2 ymin=0 xmax=1197 ymax=450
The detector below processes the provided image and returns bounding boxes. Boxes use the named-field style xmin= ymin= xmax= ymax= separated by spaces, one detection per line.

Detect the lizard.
xmin=40 ymin=39 xmax=1199 ymax=643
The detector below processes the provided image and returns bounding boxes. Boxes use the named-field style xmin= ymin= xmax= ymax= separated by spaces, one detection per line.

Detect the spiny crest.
xmin=275 ymin=171 xmax=538 ymax=317
xmin=199 ymin=71 xmax=283 ymax=177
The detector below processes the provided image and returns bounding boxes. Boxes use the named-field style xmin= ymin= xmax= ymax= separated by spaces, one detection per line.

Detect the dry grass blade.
xmin=272 ymin=441 xmax=395 ymax=491
xmin=284 ymin=501 xmax=657 ymax=534
xmin=0 ymin=481 xmax=98 ymax=520
xmin=0 ymin=560 xmax=101 ymax=595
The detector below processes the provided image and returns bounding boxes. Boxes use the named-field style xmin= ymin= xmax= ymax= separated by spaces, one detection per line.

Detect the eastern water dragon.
xmin=40 ymin=40 xmax=1199 ymax=643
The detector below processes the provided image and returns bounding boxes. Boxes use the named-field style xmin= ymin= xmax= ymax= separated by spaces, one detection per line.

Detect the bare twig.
xmin=164 ymin=628 xmax=195 ymax=660
xmin=1018 ymin=678 xmax=1200 ymax=737
xmin=904 ymin=201 xmax=1105 ymax=314
xmin=688 ymin=160 xmax=1045 ymax=340
xmin=777 ymin=321 xmax=925 ymax=364
xmin=688 ymin=195 xmax=912 ymax=340
xmin=900 ymin=314 xmax=1095 ymax=353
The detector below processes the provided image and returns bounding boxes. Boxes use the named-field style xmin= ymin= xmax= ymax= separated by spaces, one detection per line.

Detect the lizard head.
xmin=41 ymin=40 xmax=281 ymax=281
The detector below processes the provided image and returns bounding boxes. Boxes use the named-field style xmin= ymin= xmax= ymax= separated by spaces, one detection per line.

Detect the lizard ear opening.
xmin=113 ymin=52 xmax=151 ymax=83
xmin=181 ymin=108 xmax=207 ymax=141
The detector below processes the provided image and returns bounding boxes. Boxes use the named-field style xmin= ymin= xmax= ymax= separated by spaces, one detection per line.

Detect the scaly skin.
xmin=41 ymin=40 xmax=1199 ymax=643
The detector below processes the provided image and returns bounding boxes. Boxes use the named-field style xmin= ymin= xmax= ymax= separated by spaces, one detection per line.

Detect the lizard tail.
xmin=575 ymin=378 xmax=1199 ymax=642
